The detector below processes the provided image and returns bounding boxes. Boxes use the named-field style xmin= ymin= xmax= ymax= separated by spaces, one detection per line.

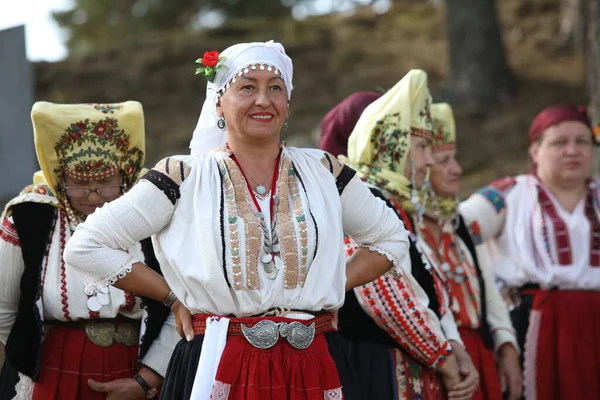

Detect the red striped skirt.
xmin=524 ymin=290 xmax=600 ymax=400
xmin=458 ymin=327 xmax=502 ymax=400
xmin=32 ymin=326 xmax=138 ymax=400
xmin=193 ymin=314 xmax=342 ymax=400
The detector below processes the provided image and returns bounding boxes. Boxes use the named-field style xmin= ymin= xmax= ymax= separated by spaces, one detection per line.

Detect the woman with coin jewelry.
xmin=0 ymin=102 xmax=178 ymax=400
xmin=337 ymin=70 xmax=479 ymax=400
xmin=418 ymin=103 xmax=522 ymax=400
xmin=64 ymin=41 xmax=411 ymax=400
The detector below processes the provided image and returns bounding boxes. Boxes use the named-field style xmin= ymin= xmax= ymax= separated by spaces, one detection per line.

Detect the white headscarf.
xmin=189 ymin=40 xmax=294 ymax=154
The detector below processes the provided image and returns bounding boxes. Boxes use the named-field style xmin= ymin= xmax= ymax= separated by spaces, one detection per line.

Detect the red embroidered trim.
xmin=59 ymin=212 xmax=72 ymax=321
xmin=40 ymin=214 xmax=58 ymax=292
xmin=124 ymin=292 xmax=137 ymax=311
xmin=356 ymin=276 xmax=450 ymax=368
xmin=88 ymin=305 xmax=101 ymax=319
xmin=537 ymin=186 xmax=572 ymax=265
xmin=411 ymin=127 xmax=434 ymax=140
xmin=0 ymin=217 xmax=20 ymax=247
xmin=584 ymin=188 xmax=600 ymax=267
xmin=537 ymin=185 xmax=600 ymax=266
xmin=490 ymin=176 xmax=517 ymax=192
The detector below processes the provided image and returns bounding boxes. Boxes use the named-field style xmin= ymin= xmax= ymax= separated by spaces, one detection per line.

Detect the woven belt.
xmin=192 ymin=313 xmax=334 ymax=350
xmin=45 ymin=317 xmax=140 ymax=348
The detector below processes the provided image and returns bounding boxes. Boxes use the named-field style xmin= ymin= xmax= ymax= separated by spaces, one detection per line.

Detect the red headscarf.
xmin=319 ymin=91 xmax=382 ymax=156
xmin=528 ymin=105 xmax=592 ymax=174
xmin=528 ymin=105 xmax=590 ymax=145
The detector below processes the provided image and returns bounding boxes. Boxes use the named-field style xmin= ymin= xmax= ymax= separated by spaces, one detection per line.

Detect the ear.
xmin=529 ymin=142 xmax=539 ymax=165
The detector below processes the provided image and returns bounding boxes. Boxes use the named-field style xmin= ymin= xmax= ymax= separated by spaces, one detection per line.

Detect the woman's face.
xmin=430 ymin=148 xmax=462 ymax=197
xmin=530 ymin=121 xmax=594 ymax=187
xmin=217 ymin=68 xmax=289 ymax=143
xmin=63 ymin=172 xmax=122 ymax=215
xmin=404 ymin=135 xmax=434 ymax=187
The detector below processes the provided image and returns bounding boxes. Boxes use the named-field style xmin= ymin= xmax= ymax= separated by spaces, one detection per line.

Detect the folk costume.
xmin=0 ymin=102 xmax=178 ymax=400
xmin=419 ymin=103 xmax=517 ymax=400
xmin=337 ymin=70 xmax=462 ymax=399
xmin=460 ymin=105 xmax=600 ymax=399
xmin=63 ymin=41 xmax=411 ymax=400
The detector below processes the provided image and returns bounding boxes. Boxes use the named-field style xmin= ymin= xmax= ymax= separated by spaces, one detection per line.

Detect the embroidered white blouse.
xmin=459 ymin=174 xmax=600 ymax=290
xmin=64 ymin=148 xmax=411 ymax=317
xmin=0 ymin=205 xmax=179 ymax=376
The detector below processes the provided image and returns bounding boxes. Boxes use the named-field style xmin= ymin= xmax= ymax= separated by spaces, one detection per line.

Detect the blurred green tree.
xmin=53 ymin=0 xmax=311 ymax=54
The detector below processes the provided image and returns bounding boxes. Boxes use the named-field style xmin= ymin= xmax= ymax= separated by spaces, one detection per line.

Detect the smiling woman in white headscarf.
xmin=64 ymin=41 xmax=411 ymax=400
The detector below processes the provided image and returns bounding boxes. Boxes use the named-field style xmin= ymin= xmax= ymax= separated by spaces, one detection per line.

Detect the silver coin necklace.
xmin=231 ymin=151 xmax=282 ymax=279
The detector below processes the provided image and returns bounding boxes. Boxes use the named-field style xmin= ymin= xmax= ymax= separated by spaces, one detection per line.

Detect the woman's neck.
xmin=228 ymin=138 xmax=281 ymax=189
xmin=540 ymin=177 xmax=588 ymax=213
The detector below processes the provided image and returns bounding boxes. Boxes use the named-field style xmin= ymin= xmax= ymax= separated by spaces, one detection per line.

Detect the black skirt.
xmin=0 ymin=359 xmax=19 ymax=400
xmin=160 ymin=332 xmax=362 ymax=400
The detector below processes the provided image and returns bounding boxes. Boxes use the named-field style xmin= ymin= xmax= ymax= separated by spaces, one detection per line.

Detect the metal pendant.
xmin=96 ymin=292 xmax=111 ymax=306
xmin=87 ymin=296 xmax=102 ymax=312
xmin=264 ymin=261 xmax=278 ymax=280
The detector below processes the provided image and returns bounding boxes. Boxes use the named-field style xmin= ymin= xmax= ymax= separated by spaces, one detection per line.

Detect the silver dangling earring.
xmin=217 ymin=117 xmax=226 ymax=129
xmin=283 ymin=120 xmax=288 ymax=131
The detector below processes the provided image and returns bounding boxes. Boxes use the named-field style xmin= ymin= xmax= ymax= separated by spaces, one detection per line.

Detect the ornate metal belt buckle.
xmin=85 ymin=322 xmax=138 ymax=347
xmin=114 ymin=323 xmax=138 ymax=347
xmin=240 ymin=320 xmax=280 ymax=349
xmin=240 ymin=320 xmax=316 ymax=350
xmin=85 ymin=322 xmax=116 ymax=348
xmin=279 ymin=321 xmax=315 ymax=350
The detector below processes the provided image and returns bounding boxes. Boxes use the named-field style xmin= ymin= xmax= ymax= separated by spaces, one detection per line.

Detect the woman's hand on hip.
xmin=172 ymin=299 xmax=194 ymax=341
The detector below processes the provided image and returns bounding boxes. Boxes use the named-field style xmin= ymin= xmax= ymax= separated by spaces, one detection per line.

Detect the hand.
xmin=331 ymin=309 xmax=339 ymax=331
xmin=448 ymin=341 xmax=479 ymax=400
xmin=172 ymin=299 xmax=194 ymax=341
xmin=439 ymin=354 xmax=462 ymax=395
xmin=88 ymin=378 xmax=145 ymax=400
xmin=497 ymin=343 xmax=523 ymax=400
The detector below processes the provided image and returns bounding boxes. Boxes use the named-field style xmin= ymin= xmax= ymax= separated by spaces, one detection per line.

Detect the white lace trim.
xmin=11 ymin=373 xmax=34 ymax=400
xmin=209 ymin=380 xmax=231 ymax=399
xmin=324 ymin=387 xmax=343 ymax=399
xmin=359 ymin=244 xmax=402 ymax=277
xmin=524 ymin=309 xmax=541 ymax=400
xmin=83 ymin=256 xmax=137 ymax=295
xmin=219 ymin=61 xmax=284 ymax=94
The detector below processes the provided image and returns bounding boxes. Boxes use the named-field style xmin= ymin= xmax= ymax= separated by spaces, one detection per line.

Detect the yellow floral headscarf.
xmin=346 ymin=69 xmax=434 ymax=212
xmin=32 ymin=101 xmax=145 ymax=224
xmin=426 ymin=102 xmax=458 ymax=220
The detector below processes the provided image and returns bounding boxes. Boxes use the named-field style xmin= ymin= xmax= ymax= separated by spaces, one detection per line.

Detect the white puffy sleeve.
xmin=341 ymin=177 xmax=411 ymax=271
xmin=459 ymin=176 xmax=517 ymax=242
xmin=476 ymin=244 xmax=519 ymax=352
xmin=64 ymin=157 xmax=190 ymax=294
xmin=0 ymin=212 xmax=25 ymax=344
xmin=140 ymin=313 xmax=181 ymax=377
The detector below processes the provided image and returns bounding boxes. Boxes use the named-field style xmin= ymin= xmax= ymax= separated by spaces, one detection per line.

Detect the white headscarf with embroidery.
xmin=189 ymin=40 xmax=294 ymax=154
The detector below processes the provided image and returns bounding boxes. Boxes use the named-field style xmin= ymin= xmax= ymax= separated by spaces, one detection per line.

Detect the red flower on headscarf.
xmin=202 ymin=51 xmax=220 ymax=68
xmin=95 ymin=123 xmax=107 ymax=136
xmin=116 ymin=137 xmax=129 ymax=151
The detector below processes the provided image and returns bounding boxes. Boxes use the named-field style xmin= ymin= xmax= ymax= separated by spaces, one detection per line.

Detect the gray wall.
xmin=0 ymin=25 xmax=36 ymax=207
